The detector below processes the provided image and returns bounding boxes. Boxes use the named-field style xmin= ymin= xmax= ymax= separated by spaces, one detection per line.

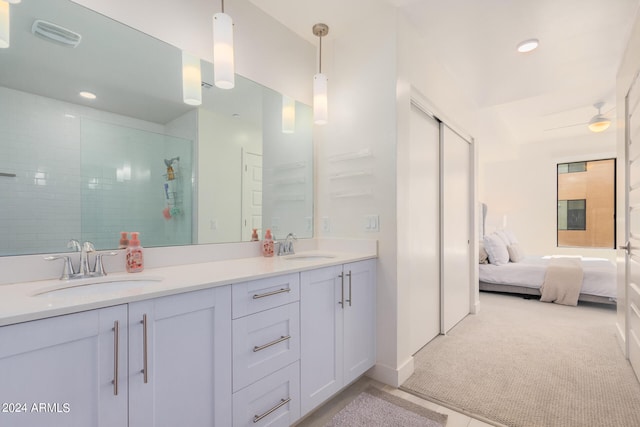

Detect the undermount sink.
xmin=284 ymin=254 xmax=336 ymax=261
xmin=33 ymin=276 xmax=163 ymax=298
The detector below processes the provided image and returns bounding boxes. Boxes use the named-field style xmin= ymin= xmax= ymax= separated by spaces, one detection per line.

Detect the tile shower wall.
xmin=0 ymin=86 xmax=193 ymax=256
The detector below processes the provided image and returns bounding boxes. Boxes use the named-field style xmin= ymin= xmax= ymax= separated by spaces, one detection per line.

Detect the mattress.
xmin=479 ymin=256 xmax=617 ymax=299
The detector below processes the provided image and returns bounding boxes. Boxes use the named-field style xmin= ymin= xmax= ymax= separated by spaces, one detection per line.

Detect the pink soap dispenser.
xmin=262 ymin=229 xmax=274 ymax=257
xmin=126 ymin=232 xmax=144 ymax=273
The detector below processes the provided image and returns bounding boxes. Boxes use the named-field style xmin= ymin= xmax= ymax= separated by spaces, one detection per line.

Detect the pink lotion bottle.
xmin=262 ymin=229 xmax=274 ymax=257
xmin=126 ymin=232 xmax=144 ymax=273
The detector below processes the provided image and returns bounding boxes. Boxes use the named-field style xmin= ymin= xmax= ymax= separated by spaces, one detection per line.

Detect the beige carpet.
xmin=325 ymin=386 xmax=447 ymax=427
xmin=401 ymin=292 xmax=640 ymax=427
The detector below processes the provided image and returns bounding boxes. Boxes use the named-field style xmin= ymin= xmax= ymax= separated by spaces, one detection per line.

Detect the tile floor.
xmin=295 ymin=376 xmax=497 ymax=427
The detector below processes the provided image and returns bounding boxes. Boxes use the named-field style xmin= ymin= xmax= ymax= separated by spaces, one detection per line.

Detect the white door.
xmin=0 ymin=306 xmax=128 ymax=427
xmin=343 ymin=260 xmax=377 ymax=383
xmin=128 ymin=287 xmax=232 ymax=427
xmin=442 ymin=124 xmax=471 ymax=333
xmin=242 ymin=150 xmax=263 ymax=241
xmin=624 ymin=71 xmax=640 ymax=379
xmin=407 ymin=103 xmax=441 ymax=354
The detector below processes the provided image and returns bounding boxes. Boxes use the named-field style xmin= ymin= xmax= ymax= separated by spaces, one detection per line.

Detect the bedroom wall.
xmin=479 ymin=132 xmax=617 ymax=261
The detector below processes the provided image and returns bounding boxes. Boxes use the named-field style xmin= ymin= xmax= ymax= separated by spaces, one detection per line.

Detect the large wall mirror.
xmin=0 ymin=0 xmax=313 ymax=256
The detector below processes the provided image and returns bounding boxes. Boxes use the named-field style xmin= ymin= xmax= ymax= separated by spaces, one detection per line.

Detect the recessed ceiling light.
xmin=79 ymin=91 xmax=96 ymax=100
xmin=517 ymin=38 xmax=539 ymax=53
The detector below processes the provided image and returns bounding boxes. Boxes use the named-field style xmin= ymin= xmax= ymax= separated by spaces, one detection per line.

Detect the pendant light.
xmin=182 ymin=51 xmax=202 ymax=106
xmin=282 ymin=95 xmax=295 ymax=134
xmin=213 ymin=0 xmax=234 ymax=89
xmin=312 ymin=23 xmax=329 ymax=125
xmin=0 ymin=1 xmax=9 ymax=49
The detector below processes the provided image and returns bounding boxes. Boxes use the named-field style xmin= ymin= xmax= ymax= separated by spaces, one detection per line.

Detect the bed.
xmin=478 ymin=225 xmax=617 ymax=305
xmin=479 ymin=255 xmax=617 ymax=305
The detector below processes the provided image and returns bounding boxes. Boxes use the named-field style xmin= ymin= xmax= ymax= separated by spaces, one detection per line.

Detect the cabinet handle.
xmin=113 ymin=321 xmax=119 ymax=396
xmin=338 ymin=273 xmax=345 ymax=308
xmin=141 ymin=314 xmax=148 ymax=384
xmin=346 ymin=271 xmax=352 ymax=307
xmin=253 ymin=397 xmax=291 ymax=423
xmin=253 ymin=335 xmax=291 ymax=352
xmin=252 ymin=288 xmax=290 ymax=299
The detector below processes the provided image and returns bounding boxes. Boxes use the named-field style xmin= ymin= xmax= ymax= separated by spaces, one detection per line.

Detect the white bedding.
xmin=479 ymin=256 xmax=616 ymax=299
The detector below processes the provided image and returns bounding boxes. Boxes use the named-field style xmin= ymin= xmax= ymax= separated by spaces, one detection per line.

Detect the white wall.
xmin=479 ymin=132 xmax=617 ymax=261
xmin=197 ymin=109 xmax=262 ymax=244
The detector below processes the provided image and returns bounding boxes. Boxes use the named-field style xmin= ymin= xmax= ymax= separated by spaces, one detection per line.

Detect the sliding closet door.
xmin=441 ymin=125 xmax=471 ymax=333
xmin=406 ymin=103 xmax=441 ymax=355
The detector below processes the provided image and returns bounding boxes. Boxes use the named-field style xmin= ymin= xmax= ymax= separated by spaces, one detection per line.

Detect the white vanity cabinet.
xmin=0 ymin=305 xmax=128 ymax=427
xmin=0 ymin=286 xmax=232 ymax=427
xmin=128 ymin=286 xmax=232 ymax=427
xmin=231 ymin=273 xmax=301 ymax=426
xmin=299 ymin=259 xmax=376 ymax=415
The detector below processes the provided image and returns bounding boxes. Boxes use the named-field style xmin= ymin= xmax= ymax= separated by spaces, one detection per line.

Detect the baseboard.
xmin=471 ymin=299 xmax=481 ymax=315
xmin=368 ymin=357 xmax=415 ymax=387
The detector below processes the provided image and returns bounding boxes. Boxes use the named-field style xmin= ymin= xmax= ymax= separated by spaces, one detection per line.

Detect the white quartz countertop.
xmin=0 ymin=250 xmax=376 ymax=327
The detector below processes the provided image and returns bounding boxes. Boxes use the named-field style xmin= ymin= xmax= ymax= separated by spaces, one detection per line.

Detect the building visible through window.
xmin=557 ymin=159 xmax=615 ymax=248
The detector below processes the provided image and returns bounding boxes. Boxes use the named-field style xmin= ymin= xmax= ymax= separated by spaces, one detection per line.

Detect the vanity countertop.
xmin=0 ymin=250 xmax=377 ymax=327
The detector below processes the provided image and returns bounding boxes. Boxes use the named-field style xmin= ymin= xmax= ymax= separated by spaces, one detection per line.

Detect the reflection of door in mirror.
xmin=241 ymin=150 xmax=263 ymax=241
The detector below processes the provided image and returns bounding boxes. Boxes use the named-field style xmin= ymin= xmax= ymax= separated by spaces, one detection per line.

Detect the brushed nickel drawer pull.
xmin=253 ymin=397 xmax=291 ymax=423
xmin=142 ymin=314 xmax=148 ymax=384
xmin=113 ymin=320 xmax=119 ymax=396
xmin=252 ymin=288 xmax=290 ymax=299
xmin=253 ymin=335 xmax=291 ymax=352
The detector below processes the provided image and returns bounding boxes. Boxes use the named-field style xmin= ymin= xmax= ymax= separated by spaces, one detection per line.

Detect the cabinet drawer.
xmin=232 ymin=273 xmax=300 ymax=319
xmin=232 ymin=361 xmax=300 ymax=427
xmin=233 ymin=302 xmax=300 ymax=392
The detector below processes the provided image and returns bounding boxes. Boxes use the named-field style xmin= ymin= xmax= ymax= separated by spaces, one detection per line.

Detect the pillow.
xmin=507 ymin=243 xmax=525 ymax=263
xmin=496 ymin=229 xmax=518 ymax=246
xmin=483 ymin=233 xmax=510 ymax=266
xmin=479 ymin=244 xmax=489 ymax=264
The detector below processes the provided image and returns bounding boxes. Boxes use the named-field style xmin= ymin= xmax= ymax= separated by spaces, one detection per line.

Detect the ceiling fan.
xmin=544 ymin=102 xmax=614 ymax=133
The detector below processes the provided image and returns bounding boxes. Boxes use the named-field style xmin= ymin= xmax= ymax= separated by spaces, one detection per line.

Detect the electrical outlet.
xmin=305 ymin=216 xmax=313 ymax=232
xmin=209 ymin=220 xmax=217 ymax=230
xmin=321 ymin=217 xmax=330 ymax=233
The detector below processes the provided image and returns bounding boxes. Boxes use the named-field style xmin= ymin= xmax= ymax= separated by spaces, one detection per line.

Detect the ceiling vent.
xmin=31 ymin=20 xmax=82 ymax=48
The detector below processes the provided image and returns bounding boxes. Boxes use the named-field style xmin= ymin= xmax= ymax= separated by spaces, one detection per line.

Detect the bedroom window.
xmin=556 ymin=159 xmax=615 ymax=248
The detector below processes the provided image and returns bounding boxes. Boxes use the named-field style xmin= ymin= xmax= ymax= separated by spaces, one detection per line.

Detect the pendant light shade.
xmin=282 ymin=95 xmax=296 ymax=134
xmin=213 ymin=8 xmax=234 ymax=90
xmin=313 ymin=73 xmax=328 ymax=125
xmin=182 ymin=51 xmax=202 ymax=106
xmin=312 ymin=23 xmax=329 ymax=125
xmin=0 ymin=1 xmax=9 ymax=49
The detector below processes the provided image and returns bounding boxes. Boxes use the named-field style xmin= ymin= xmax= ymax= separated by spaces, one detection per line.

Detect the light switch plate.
xmin=365 ymin=215 xmax=379 ymax=232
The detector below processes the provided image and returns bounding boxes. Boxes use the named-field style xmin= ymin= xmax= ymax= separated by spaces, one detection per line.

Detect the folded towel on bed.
xmin=540 ymin=258 xmax=583 ymax=306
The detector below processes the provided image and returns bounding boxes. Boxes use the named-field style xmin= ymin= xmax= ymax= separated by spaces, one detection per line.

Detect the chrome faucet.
xmin=277 ymin=233 xmax=297 ymax=256
xmin=45 ymin=239 xmax=118 ymax=279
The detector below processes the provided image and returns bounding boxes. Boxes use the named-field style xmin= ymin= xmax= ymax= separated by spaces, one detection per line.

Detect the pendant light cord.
xmin=221 ymin=0 xmax=225 ymax=13
xmin=319 ymin=35 xmax=322 ymax=73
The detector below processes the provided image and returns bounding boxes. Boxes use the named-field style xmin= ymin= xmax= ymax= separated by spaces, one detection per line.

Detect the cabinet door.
xmin=343 ymin=259 xmax=377 ymax=384
xmin=0 ymin=305 xmax=128 ymax=427
xmin=300 ymin=265 xmax=344 ymax=415
xmin=129 ymin=286 xmax=232 ymax=427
